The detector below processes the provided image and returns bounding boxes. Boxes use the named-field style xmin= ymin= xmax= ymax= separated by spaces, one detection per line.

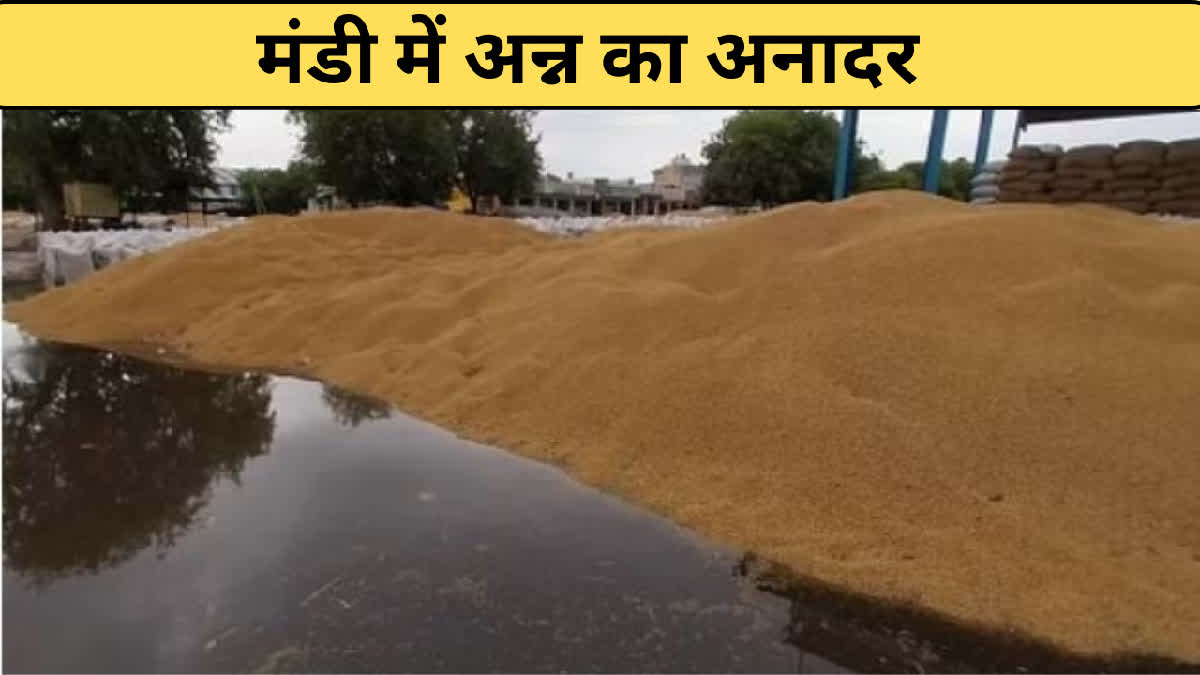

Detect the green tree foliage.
xmin=858 ymin=157 xmax=975 ymax=200
xmin=238 ymin=161 xmax=317 ymax=215
xmin=288 ymin=110 xmax=459 ymax=207
xmin=701 ymin=110 xmax=879 ymax=206
xmin=289 ymin=109 xmax=541 ymax=211
xmin=2 ymin=160 xmax=34 ymax=211
xmin=448 ymin=110 xmax=542 ymax=211
xmin=2 ymin=110 xmax=230 ymax=228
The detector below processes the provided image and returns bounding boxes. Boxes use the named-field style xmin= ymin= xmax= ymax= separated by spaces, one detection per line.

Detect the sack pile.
xmin=997 ymin=145 xmax=1062 ymax=203
xmin=1154 ymin=139 xmax=1200 ymax=217
xmin=992 ymin=138 xmax=1200 ymax=217
xmin=968 ymin=160 xmax=1005 ymax=204
xmin=1050 ymin=144 xmax=1116 ymax=207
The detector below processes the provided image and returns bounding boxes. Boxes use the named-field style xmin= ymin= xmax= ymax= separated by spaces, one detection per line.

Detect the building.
xmin=517 ymin=155 xmax=707 ymax=216
xmin=516 ymin=173 xmax=659 ymax=216
xmin=188 ymin=167 xmax=244 ymax=214
xmin=305 ymin=184 xmax=348 ymax=212
xmin=651 ymin=154 xmax=705 ymax=206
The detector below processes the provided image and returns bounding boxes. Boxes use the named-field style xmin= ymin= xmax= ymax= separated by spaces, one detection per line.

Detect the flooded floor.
xmin=3 ymin=320 xmax=1194 ymax=674
xmin=1 ymin=322 xmax=833 ymax=673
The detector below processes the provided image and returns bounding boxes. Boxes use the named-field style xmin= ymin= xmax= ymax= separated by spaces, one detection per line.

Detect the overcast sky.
xmin=218 ymin=109 xmax=1200 ymax=182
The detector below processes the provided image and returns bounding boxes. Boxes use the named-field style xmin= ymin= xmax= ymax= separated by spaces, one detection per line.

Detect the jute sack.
xmin=1155 ymin=199 xmax=1200 ymax=216
xmin=1050 ymin=189 xmax=1085 ymax=203
xmin=993 ymin=189 xmax=1051 ymax=201
xmin=1056 ymin=167 xmax=1116 ymax=182
xmin=1009 ymin=144 xmax=1061 ymax=160
xmin=1165 ymin=138 xmax=1200 ymax=164
xmin=998 ymin=168 xmax=1028 ymax=183
xmin=1113 ymin=140 xmax=1166 ymax=167
xmin=969 ymin=171 xmax=998 ymax=186
xmin=1106 ymin=178 xmax=1160 ymax=192
xmin=1002 ymin=181 xmax=1050 ymax=194
xmin=1009 ymin=145 xmax=1043 ymax=159
xmin=1110 ymin=200 xmax=1149 ymax=214
xmin=1005 ymin=158 xmax=1057 ymax=172
xmin=1147 ymin=189 xmax=1179 ymax=203
xmin=1114 ymin=163 xmax=1159 ymax=178
xmin=1052 ymin=176 xmax=1100 ymax=191
xmin=1160 ymin=160 xmax=1200 ymax=175
xmin=1110 ymin=189 xmax=1150 ymax=202
xmin=1059 ymin=144 xmax=1115 ymax=170
xmin=1163 ymin=174 xmax=1200 ymax=191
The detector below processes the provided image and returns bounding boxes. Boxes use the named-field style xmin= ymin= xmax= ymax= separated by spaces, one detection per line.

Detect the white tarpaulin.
xmin=36 ymin=225 xmax=235 ymax=286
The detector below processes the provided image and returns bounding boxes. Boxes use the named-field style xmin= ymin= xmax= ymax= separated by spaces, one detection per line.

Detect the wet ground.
xmin=3 ymin=318 xmax=1196 ymax=674
xmin=1 ymin=321 xmax=836 ymax=673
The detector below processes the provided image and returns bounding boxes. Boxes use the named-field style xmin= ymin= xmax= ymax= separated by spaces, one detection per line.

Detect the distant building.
xmin=515 ymin=173 xmax=657 ymax=216
xmin=516 ymin=155 xmax=707 ymax=216
xmin=652 ymin=154 xmax=705 ymax=206
xmin=306 ymin=184 xmax=347 ymax=212
xmin=188 ymin=167 xmax=243 ymax=214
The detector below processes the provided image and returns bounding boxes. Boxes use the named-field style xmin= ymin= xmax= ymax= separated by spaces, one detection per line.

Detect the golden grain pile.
xmin=8 ymin=192 xmax=1200 ymax=661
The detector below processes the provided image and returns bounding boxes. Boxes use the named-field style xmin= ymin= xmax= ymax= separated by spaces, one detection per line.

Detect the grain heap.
xmin=7 ymin=193 xmax=1200 ymax=663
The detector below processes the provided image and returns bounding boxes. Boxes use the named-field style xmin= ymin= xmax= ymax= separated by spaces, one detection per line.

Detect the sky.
xmin=218 ymin=109 xmax=1200 ymax=183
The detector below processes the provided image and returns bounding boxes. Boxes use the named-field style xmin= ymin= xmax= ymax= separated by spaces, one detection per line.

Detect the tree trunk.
xmin=32 ymin=179 xmax=63 ymax=231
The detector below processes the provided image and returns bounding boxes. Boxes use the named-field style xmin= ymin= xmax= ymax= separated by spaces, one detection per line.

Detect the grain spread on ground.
xmin=7 ymin=191 xmax=1200 ymax=662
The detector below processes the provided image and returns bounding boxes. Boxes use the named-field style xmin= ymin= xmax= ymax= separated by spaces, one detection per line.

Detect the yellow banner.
xmin=0 ymin=3 xmax=1196 ymax=107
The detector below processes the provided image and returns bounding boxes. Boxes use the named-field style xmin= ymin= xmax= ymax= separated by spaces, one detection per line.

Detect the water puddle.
xmin=1 ymin=322 xmax=825 ymax=673
xmin=2 ymin=320 xmax=1192 ymax=673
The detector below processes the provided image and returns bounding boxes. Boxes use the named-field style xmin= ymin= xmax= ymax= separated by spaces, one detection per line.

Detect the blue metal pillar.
xmin=922 ymin=109 xmax=949 ymax=193
xmin=973 ymin=109 xmax=994 ymax=175
xmin=833 ymin=109 xmax=859 ymax=200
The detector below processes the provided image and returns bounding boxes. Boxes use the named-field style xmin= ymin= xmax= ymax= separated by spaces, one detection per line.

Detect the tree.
xmin=448 ymin=110 xmax=541 ymax=212
xmin=289 ymin=110 xmax=542 ymax=212
xmin=857 ymin=157 xmax=974 ymax=200
xmin=238 ymin=161 xmax=316 ymax=215
xmin=2 ymin=110 xmax=230 ymax=229
xmin=701 ymin=110 xmax=877 ymax=206
xmin=2 ymin=160 xmax=34 ymax=211
xmin=289 ymin=110 xmax=458 ymax=207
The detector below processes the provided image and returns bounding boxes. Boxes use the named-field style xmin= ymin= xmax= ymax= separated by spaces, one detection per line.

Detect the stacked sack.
xmin=968 ymin=160 xmax=1005 ymax=204
xmin=1049 ymin=144 xmax=1117 ymax=207
xmin=1101 ymin=141 xmax=1165 ymax=214
xmin=998 ymin=145 xmax=1061 ymax=203
xmin=1153 ymin=138 xmax=1200 ymax=217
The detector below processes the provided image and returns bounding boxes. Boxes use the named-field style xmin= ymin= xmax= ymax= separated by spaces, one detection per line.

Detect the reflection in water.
xmin=321 ymin=384 xmax=390 ymax=428
xmin=2 ymin=337 xmax=275 ymax=584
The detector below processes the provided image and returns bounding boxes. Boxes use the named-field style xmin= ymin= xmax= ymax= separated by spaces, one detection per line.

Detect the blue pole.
xmin=973 ymin=109 xmax=994 ymax=175
xmin=922 ymin=109 xmax=949 ymax=193
xmin=833 ymin=109 xmax=859 ymax=200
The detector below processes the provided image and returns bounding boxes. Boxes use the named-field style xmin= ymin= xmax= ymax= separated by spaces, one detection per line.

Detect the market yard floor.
xmin=7 ymin=190 xmax=1200 ymax=662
